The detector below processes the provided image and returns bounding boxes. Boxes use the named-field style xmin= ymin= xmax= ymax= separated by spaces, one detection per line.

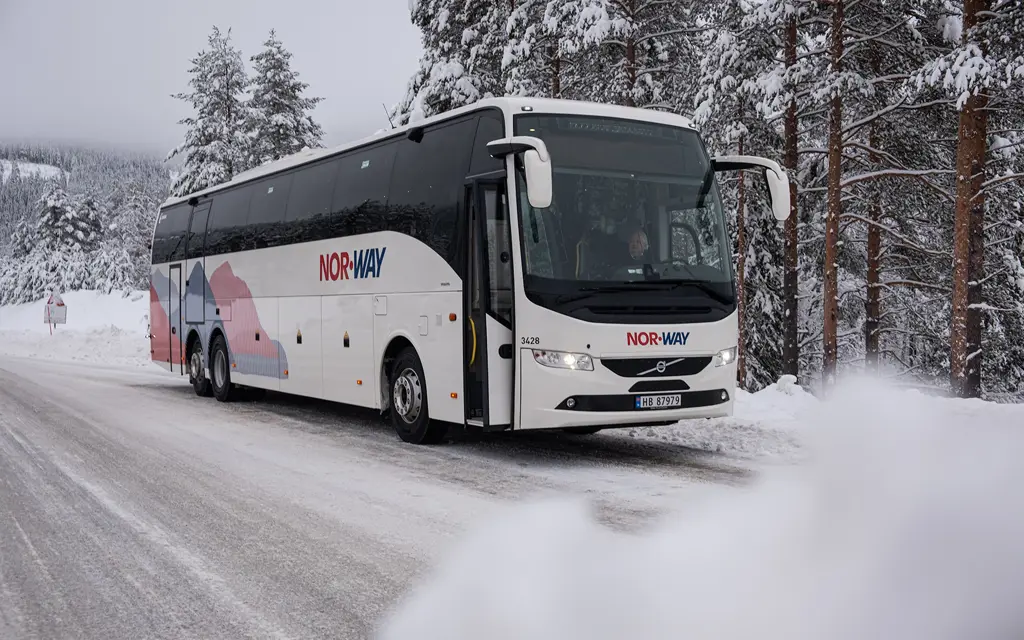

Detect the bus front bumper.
xmin=517 ymin=350 xmax=736 ymax=431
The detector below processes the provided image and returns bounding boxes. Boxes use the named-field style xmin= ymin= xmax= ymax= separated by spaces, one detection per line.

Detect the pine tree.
xmin=9 ymin=218 xmax=35 ymax=259
xmin=167 ymin=26 xmax=250 ymax=197
xmin=247 ymin=30 xmax=325 ymax=167
xmin=36 ymin=186 xmax=103 ymax=252
xmin=392 ymin=0 xmax=509 ymax=125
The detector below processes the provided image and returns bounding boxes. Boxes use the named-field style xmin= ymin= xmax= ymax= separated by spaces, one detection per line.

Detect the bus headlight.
xmin=532 ymin=350 xmax=594 ymax=371
xmin=714 ymin=347 xmax=738 ymax=367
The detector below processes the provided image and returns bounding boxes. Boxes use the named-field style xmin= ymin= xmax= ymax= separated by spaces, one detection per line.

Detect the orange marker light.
xmin=356 ymin=379 xmax=363 ymax=385
xmin=451 ymin=392 xmax=458 ymax=399
xmin=283 ymin=370 xmax=289 ymax=376
xmin=449 ymin=313 xmax=457 ymax=321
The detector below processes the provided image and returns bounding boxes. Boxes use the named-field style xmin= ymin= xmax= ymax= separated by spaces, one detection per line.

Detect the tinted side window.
xmin=331 ymin=142 xmax=397 ymax=238
xmin=206 ymin=186 xmax=253 ymax=256
xmin=186 ymin=204 xmax=211 ymax=260
xmin=470 ymin=111 xmax=505 ymax=175
xmin=152 ymin=203 xmax=191 ymax=264
xmin=247 ymin=175 xmax=293 ymax=250
xmin=284 ymin=158 xmax=340 ymax=244
xmin=389 ymin=117 xmax=476 ymax=267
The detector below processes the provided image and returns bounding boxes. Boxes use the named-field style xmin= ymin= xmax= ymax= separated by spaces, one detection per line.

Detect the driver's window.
xmin=520 ymin=196 xmax=556 ymax=278
xmin=670 ymin=210 xmax=702 ymax=264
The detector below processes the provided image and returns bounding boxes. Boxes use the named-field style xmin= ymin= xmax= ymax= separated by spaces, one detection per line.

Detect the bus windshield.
xmin=512 ymin=114 xmax=734 ymax=312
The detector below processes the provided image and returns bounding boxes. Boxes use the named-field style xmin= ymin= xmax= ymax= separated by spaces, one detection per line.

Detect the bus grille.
xmin=601 ymin=356 xmax=712 ymax=378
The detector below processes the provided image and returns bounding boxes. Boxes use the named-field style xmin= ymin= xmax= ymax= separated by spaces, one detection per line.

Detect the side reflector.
xmin=451 ymin=392 xmax=458 ymax=399
xmin=283 ymin=369 xmax=289 ymax=376
xmin=449 ymin=313 xmax=457 ymax=321
xmin=356 ymin=379 xmax=363 ymax=385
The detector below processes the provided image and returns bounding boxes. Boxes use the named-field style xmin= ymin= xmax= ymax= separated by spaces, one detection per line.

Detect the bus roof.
xmin=160 ymin=97 xmax=698 ymax=209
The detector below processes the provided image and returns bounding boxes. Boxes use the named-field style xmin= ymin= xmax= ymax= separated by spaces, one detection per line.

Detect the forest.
xmin=390 ymin=0 xmax=1024 ymax=399
xmin=1 ymin=0 xmax=1021 ymax=400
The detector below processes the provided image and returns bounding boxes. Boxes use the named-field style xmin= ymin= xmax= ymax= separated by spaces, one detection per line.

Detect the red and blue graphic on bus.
xmin=150 ymin=262 xmax=289 ymax=380
xmin=319 ymin=247 xmax=387 ymax=282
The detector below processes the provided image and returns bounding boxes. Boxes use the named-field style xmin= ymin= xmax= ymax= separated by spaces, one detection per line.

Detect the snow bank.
xmin=621 ymin=374 xmax=817 ymax=460
xmin=378 ymin=378 xmax=1024 ymax=639
xmin=0 ymin=290 xmax=150 ymax=366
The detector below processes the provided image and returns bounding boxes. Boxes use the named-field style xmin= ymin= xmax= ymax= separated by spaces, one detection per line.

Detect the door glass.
xmin=186 ymin=205 xmax=211 ymax=259
xmin=482 ymin=184 xmax=513 ymax=326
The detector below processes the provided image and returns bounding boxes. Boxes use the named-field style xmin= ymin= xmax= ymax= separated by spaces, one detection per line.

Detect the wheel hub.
xmin=393 ymin=368 xmax=422 ymax=424
xmin=190 ymin=349 xmax=204 ymax=381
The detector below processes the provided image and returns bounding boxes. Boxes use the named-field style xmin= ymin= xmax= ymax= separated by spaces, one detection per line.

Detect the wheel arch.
xmin=379 ymin=333 xmax=418 ymax=411
xmin=206 ymin=324 xmax=228 ymax=367
xmin=185 ymin=327 xmax=202 ymax=365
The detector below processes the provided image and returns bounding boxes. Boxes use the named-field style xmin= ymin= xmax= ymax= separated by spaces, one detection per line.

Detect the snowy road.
xmin=0 ymin=356 xmax=751 ymax=639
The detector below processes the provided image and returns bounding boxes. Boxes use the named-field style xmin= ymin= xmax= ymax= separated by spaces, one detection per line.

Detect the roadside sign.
xmin=44 ymin=292 xmax=67 ymax=333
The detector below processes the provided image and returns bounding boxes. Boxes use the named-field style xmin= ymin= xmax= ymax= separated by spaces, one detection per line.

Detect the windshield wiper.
xmin=554 ymin=283 xmax=667 ymax=305
xmin=659 ymin=279 xmax=734 ymax=305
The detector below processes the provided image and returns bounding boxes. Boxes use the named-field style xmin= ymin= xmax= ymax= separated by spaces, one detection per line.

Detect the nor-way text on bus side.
xmin=319 ymin=247 xmax=387 ymax=282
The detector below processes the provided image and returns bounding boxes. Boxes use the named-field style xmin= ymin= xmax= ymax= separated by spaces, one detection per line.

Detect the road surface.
xmin=0 ymin=355 xmax=751 ymax=639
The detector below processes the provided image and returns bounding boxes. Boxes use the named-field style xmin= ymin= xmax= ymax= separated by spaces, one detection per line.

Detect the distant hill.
xmin=1 ymin=159 xmax=65 ymax=185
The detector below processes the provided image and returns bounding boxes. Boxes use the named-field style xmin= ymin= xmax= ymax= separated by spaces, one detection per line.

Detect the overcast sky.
xmin=0 ymin=0 xmax=422 ymax=155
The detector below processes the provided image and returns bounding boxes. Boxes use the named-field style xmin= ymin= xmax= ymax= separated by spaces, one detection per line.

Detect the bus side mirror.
xmin=488 ymin=136 xmax=553 ymax=209
xmin=712 ymin=155 xmax=791 ymax=222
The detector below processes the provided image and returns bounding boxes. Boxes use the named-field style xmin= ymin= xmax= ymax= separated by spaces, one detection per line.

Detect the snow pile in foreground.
xmin=0 ymin=290 xmax=150 ymax=366
xmin=623 ymin=374 xmax=817 ymax=460
xmin=378 ymin=379 xmax=1024 ymax=640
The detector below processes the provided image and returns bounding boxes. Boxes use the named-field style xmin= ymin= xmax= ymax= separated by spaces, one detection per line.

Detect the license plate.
xmin=635 ymin=394 xmax=682 ymax=409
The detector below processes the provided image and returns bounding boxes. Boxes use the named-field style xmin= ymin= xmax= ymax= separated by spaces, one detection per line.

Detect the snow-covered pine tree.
xmin=36 ymin=186 xmax=104 ymax=252
xmin=9 ymin=217 xmax=35 ymax=259
xmin=246 ymin=30 xmax=325 ymax=167
xmin=167 ymin=26 xmax=250 ymax=197
xmin=393 ymin=0 xmax=509 ymax=125
xmin=563 ymin=0 xmax=697 ymax=109
xmin=912 ymin=0 xmax=1024 ymax=398
xmin=106 ymin=181 xmax=159 ymax=287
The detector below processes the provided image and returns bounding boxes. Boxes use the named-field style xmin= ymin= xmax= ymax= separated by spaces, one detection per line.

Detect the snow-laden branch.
xmin=841 ymin=169 xmax=954 ymax=189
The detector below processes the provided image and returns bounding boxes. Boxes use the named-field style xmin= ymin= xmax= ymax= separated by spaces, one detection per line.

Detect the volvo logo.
xmin=637 ymin=358 xmax=685 ymax=377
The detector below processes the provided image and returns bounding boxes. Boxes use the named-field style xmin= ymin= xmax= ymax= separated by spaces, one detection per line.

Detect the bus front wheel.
xmin=389 ymin=347 xmax=445 ymax=445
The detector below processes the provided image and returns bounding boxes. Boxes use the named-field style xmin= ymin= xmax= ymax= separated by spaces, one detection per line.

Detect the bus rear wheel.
xmin=188 ymin=338 xmax=213 ymax=397
xmin=210 ymin=333 xmax=236 ymax=403
xmin=389 ymin=347 xmax=445 ymax=445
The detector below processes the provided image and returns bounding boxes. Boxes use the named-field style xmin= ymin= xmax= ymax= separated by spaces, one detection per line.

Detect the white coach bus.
xmin=150 ymin=97 xmax=790 ymax=444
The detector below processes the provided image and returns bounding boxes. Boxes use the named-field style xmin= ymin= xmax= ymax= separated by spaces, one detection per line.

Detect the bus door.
xmin=184 ymin=202 xmax=211 ymax=325
xmin=168 ymin=263 xmax=183 ymax=374
xmin=465 ymin=178 xmax=515 ymax=429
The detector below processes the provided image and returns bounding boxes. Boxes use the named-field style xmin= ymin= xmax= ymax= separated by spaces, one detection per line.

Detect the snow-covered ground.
xmin=0 ymin=290 xmax=150 ymax=367
xmin=3 ymin=290 xmax=1022 ymax=638
xmin=379 ymin=379 xmax=1024 ymax=639
xmin=0 ymin=158 xmax=65 ymax=183
xmin=0 ymin=291 xmax=816 ymax=460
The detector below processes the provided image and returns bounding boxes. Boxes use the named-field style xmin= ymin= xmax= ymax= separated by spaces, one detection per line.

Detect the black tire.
xmin=563 ymin=427 xmax=603 ymax=435
xmin=188 ymin=337 xmax=213 ymax=397
xmin=389 ymin=347 xmax=445 ymax=444
xmin=209 ymin=333 xmax=235 ymax=403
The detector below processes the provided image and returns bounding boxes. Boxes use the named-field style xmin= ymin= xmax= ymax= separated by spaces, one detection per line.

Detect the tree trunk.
xmin=822 ymin=0 xmax=844 ymax=390
xmin=550 ymin=46 xmax=561 ymax=98
xmin=736 ymin=136 xmax=748 ymax=389
xmin=623 ymin=0 xmax=637 ymax=107
xmin=865 ymin=53 xmax=882 ymax=372
xmin=782 ymin=13 xmax=800 ymax=378
xmin=950 ymin=0 xmax=990 ymax=399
